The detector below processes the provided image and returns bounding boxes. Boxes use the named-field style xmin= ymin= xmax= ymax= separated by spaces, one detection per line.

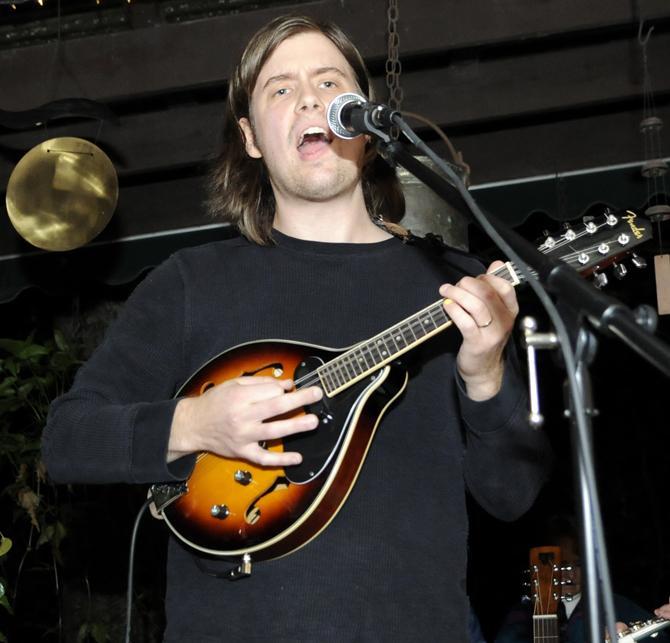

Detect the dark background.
xmin=1 ymin=1 xmax=669 ymax=640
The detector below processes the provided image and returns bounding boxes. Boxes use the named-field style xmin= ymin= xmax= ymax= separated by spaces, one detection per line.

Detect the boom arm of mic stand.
xmin=382 ymin=140 xmax=670 ymax=378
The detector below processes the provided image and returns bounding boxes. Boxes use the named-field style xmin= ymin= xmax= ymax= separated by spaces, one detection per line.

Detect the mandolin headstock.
xmin=537 ymin=209 xmax=653 ymax=288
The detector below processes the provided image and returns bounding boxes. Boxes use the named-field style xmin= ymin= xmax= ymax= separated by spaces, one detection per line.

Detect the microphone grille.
xmin=327 ymin=92 xmax=365 ymax=139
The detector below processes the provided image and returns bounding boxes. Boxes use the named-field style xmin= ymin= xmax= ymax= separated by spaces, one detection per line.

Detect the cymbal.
xmin=5 ymin=137 xmax=118 ymax=251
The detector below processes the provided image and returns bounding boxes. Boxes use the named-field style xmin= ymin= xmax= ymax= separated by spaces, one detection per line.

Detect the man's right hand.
xmin=167 ymin=376 xmax=323 ymax=467
xmin=655 ymin=599 xmax=670 ymax=620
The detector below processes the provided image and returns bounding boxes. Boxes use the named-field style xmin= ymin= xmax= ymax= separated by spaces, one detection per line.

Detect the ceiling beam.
xmin=1 ymin=0 xmax=669 ymax=108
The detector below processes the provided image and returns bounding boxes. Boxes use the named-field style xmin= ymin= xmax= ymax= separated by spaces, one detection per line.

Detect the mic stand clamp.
xmin=520 ymin=316 xmax=559 ymax=428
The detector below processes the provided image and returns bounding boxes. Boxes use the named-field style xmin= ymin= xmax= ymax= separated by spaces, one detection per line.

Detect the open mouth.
xmin=297 ymin=126 xmax=333 ymax=150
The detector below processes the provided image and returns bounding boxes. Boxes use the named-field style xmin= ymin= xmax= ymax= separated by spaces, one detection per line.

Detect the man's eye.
xmin=274 ymin=88 xmax=289 ymax=96
xmin=321 ymin=81 xmax=337 ymax=89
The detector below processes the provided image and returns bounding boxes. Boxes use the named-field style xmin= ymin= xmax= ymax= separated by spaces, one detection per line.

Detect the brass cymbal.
xmin=6 ymin=136 xmax=118 ymax=251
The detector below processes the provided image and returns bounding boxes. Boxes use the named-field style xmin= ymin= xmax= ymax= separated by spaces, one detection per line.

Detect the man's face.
xmin=239 ymin=31 xmax=368 ymax=208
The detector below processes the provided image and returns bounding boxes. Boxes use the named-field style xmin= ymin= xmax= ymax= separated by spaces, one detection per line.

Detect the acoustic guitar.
xmin=150 ymin=210 xmax=652 ymax=570
xmin=528 ymin=545 xmax=669 ymax=642
xmin=530 ymin=545 xmax=564 ymax=643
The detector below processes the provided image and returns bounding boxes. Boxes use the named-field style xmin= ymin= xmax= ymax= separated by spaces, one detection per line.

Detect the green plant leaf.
xmin=77 ymin=622 xmax=89 ymax=642
xmin=90 ymin=622 xmax=109 ymax=643
xmin=0 ymin=591 xmax=12 ymax=614
xmin=0 ymin=338 xmax=27 ymax=357
xmin=0 ymin=338 xmax=49 ymax=361
xmin=53 ymin=329 xmax=68 ymax=352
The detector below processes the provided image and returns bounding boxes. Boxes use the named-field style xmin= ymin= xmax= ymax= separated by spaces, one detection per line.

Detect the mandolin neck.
xmin=314 ymin=262 xmax=521 ymax=397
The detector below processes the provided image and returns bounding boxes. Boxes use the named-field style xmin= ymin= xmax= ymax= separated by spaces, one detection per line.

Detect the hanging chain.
xmin=386 ymin=0 xmax=403 ymax=139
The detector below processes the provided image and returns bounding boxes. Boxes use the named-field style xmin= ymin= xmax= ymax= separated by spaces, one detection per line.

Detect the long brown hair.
xmin=206 ymin=14 xmax=405 ymax=245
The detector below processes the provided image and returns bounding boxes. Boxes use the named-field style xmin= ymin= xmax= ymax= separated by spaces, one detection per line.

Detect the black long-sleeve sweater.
xmin=43 ymin=231 xmax=551 ymax=642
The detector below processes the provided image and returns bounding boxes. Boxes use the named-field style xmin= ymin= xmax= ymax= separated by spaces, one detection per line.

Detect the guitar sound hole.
xmin=246 ymin=507 xmax=261 ymax=525
xmin=244 ymin=478 xmax=289 ymax=525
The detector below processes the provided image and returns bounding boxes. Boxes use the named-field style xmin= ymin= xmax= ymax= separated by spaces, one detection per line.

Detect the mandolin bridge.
xmin=150 ymin=482 xmax=188 ymax=513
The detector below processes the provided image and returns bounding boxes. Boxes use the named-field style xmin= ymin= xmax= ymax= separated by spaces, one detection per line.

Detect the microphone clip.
xmin=327 ymin=92 xmax=397 ymax=143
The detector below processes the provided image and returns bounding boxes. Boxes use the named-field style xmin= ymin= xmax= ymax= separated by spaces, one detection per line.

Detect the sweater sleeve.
xmin=458 ymin=348 xmax=552 ymax=521
xmin=42 ymin=256 xmax=196 ymax=485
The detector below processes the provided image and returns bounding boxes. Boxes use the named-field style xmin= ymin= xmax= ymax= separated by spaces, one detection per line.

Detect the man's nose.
xmin=296 ymin=86 xmax=325 ymax=112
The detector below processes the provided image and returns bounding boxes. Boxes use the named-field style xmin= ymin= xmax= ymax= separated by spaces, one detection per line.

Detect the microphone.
xmin=326 ymin=92 xmax=399 ymax=139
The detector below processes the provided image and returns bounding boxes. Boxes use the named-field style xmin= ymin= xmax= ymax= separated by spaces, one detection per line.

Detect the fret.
xmin=371 ymin=339 xmax=384 ymax=362
xmin=331 ymin=363 xmax=345 ymax=387
xmin=491 ymin=261 xmax=523 ymax=286
xmin=380 ymin=333 xmax=395 ymax=358
xmin=377 ymin=337 xmax=392 ymax=360
xmin=343 ymin=352 xmax=361 ymax=378
xmin=320 ymin=368 xmax=337 ymax=394
xmin=356 ymin=346 xmax=371 ymax=370
xmin=332 ymin=359 xmax=347 ymax=385
xmin=343 ymin=352 xmax=362 ymax=379
xmin=392 ymin=328 xmax=408 ymax=349
xmin=339 ymin=360 xmax=353 ymax=383
xmin=430 ymin=305 xmax=448 ymax=326
xmin=410 ymin=314 xmax=431 ymax=338
xmin=386 ymin=331 xmax=400 ymax=353
xmin=324 ymin=364 xmax=342 ymax=390
xmin=405 ymin=318 xmax=419 ymax=341
xmin=417 ymin=314 xmax=434 ymax=335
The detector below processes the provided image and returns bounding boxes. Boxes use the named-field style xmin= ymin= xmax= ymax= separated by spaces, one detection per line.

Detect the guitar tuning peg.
xmin=582 ymin=215 xmax=595 ymax=224
xmin=631 ymin=253 xmax=647 ymax=269
xmin=593 ymin=272 xmax=608 ymax=289
xmin=613 ymin=263 xmax=628 ymax=280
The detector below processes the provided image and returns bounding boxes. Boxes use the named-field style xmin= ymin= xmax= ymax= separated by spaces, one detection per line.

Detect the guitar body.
xmin=152 ymin=339 xmax=408 ymax=560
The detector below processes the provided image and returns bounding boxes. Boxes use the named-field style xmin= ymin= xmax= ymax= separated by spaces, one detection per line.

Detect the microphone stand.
xmin=377 ymin=137 xmax=670 ymax=375
xmin=374 ymin=127 xmax=670 ymax=643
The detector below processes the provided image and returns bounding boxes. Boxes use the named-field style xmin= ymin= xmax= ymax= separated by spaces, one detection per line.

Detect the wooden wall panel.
xmin=1 ymin=0 xmax=669 ymax=108
xmin=1 ymin=0 xmax=669 ymax=251
xmin=1 ymin=31 xmax=668 ymax=184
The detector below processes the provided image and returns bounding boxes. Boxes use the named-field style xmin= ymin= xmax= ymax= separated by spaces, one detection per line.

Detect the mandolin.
xmin=618 ymin=617 xmax=670 ymax=642
xmin=150 ymin=210 xmax=652 ymax=570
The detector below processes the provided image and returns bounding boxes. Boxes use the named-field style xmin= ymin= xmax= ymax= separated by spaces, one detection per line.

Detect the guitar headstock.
xmin=529 ymin=546 xmax=562 ymax=616
xmin=537 ymin=209 xmax=653 ymax=288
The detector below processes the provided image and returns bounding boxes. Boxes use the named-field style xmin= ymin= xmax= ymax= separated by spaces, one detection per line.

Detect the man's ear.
xmin=238 ymin=117 xmax=263 ymax=159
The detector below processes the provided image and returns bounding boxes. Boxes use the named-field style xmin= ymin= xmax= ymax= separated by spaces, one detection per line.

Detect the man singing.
xmin=43 ymin=15 xmax=550 ymax=641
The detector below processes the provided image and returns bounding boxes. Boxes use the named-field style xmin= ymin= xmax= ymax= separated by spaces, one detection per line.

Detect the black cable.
xmin=125 ymin=497 xmax=152 ymax=643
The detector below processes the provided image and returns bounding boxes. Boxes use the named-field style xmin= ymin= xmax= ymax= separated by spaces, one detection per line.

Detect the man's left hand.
xmin=440 ymin=260 xmax=519 ymax=401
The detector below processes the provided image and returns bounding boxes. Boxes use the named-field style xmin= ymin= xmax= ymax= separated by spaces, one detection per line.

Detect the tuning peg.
xmin=560 ymin=223 xmax=577 ymax=241
xmin=631 ymin=253 xmax=647 ymax=269
xmin=613 ymin=263 xmax=628 ymax=279
xmin=593 ymin=272 xmax=608 ymax=288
